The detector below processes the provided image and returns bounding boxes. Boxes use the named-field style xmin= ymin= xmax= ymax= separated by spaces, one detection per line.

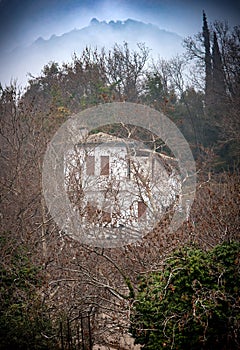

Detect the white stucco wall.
xmin=65 ymin=135 xmax=180 ymax=231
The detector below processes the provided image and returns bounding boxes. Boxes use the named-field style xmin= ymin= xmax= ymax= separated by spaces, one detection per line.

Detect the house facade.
xmin=65 ymin=132 xmax=180 ymax=232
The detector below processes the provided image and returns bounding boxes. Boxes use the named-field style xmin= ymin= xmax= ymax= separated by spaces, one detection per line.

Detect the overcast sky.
xmin=0 ymin=0 xmax=239 ymax=52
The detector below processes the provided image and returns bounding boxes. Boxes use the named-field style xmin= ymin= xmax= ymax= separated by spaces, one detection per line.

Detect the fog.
xmin=0 ymin=0 xmax=238 ymax=88
xmin=0 ymin=18 xmax=183 ymax=88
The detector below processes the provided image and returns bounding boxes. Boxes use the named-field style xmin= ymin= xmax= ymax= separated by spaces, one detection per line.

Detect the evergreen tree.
xmin=202 ymin=11 xmax=212 ymax=107
xmin=212 ymin=31 xmax=226 ymax=104
xmin=130 ymin=241 xmax=240 ymax=350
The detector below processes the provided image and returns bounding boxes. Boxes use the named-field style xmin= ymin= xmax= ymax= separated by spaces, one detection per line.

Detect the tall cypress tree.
xmin=202 ymin=11 xmax=213 ymax=107
xmin=212 ymin=31 xmax=226 ymax=104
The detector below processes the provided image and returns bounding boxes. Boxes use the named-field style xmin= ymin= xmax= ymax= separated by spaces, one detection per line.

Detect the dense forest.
xmin=0 ymin=12 xmax=239 ymax=350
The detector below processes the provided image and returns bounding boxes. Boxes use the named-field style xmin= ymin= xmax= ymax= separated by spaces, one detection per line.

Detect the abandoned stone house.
xmin=65 ymin=132 xmax=180 ymax=231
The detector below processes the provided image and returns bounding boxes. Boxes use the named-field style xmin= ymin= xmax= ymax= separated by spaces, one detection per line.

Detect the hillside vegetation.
xmin=0 ymin=12 xmax=239 ymax=350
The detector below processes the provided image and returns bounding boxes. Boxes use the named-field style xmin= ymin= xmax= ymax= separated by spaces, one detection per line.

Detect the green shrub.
xmin=130 ymin=241 xmax=240 ymax=349
xmin=0 ymin=234 xmax=56 ymax=350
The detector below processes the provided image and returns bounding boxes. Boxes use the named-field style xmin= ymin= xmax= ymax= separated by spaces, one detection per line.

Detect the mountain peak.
xmin=88 ymin=18 xmax=162 ymax=32
xmin=90 ymin=18 xmax=99 ymax=26
xmin=1 ymin=18 xmax=183 ymax=87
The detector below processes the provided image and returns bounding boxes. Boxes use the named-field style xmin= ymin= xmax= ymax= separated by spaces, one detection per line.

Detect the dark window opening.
xmin=126 ymin=157 xmax=131 ymax=179
xmin=138 ymin=201 xmax=147 ymax=219
xmin=86 ymin=155 xmax=95 ymax=175
xmin=101 ymin=156 xmax=109 ymax=176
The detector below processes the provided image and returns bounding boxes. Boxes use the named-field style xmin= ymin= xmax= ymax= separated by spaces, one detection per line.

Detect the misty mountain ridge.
xmin=32 ymin=18 xmax=181 ymax=48
xmin=0 ymin=18 xmax=183 ymax=87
